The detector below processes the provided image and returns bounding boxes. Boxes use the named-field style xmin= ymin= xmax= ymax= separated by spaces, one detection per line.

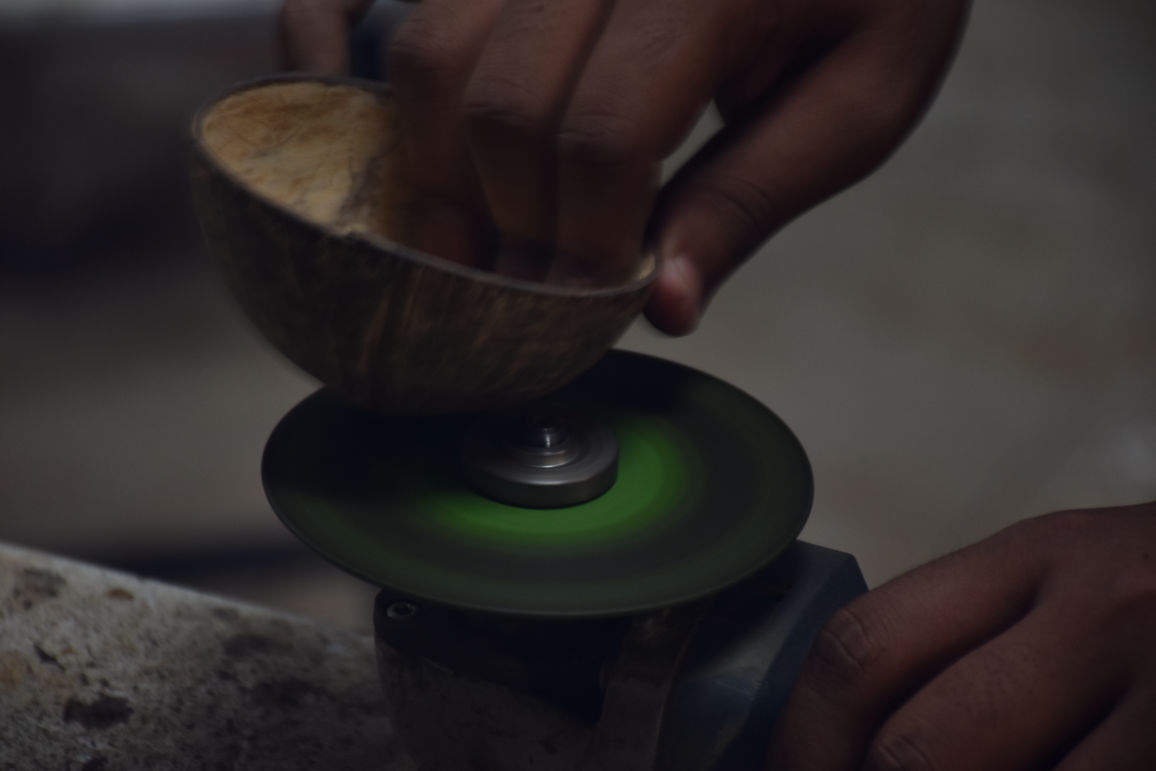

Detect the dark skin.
xmin=281 ymin=2 xmax=1156 ymax=767
xmin=282 ymin=0 xmax=967 ymax=333
xmin=770 ymin=502 xmax=1156 ymax=770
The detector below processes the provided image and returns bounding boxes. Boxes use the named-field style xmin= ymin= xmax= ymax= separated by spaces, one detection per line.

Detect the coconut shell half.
xmin=190 ymin=76 xmax=656 ymax=415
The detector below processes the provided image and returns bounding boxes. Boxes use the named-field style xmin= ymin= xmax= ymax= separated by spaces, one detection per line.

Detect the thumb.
xmin=643 ymin=161 xmax=767 ymax=336
xmin=644 ymin=7 xmax=964 ymax=336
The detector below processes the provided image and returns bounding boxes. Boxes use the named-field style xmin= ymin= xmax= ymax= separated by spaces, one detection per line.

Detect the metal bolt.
xmin=386 ymin=600 xmax=419 ymax=621
xmin=462 ymin=410 xmax=618 ymax=508
xmin=513 ymin=414 xmax=569 ymax=450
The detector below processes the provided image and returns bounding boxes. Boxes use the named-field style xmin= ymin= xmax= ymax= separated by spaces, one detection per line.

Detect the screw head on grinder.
xmin=461 ymin=409 xmax=619 ymax=508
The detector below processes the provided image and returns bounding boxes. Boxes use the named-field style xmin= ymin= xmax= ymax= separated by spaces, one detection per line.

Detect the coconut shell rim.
xmin=191 ymin=72 xmax=660 ymax=301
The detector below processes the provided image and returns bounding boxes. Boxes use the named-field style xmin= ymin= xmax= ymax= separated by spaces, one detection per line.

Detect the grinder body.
xmin=376 ymin=541 xmax=866 ymax=771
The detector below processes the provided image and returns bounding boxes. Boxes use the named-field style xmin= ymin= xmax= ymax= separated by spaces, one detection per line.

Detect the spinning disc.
xmin=263 ymin=351 xmax=812 ymax=617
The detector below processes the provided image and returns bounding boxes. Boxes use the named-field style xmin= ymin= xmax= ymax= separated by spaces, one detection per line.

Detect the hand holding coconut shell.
xmin=280 ymin=0 xmax=968 ymax=334
xmin=269 ymin=7 xmax=1156 ymax=771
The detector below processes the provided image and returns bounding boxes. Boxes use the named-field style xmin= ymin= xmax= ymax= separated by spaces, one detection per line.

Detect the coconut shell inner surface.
xmin=193 ymin=78 xmax=659 ymax=415
xmin=199 ymin=81 xmax=408 ymax=244
xmin=198 ymin=79 xmax=654 ymax=285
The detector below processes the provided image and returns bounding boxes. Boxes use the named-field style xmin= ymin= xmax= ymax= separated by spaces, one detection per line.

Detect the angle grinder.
xmin=190 ymin=75 xmax=866 ymax=771
xmin=262 ymin=351 xmax=865 ymax=770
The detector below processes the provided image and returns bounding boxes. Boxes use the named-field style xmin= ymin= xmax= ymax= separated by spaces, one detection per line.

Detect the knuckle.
xmin=1012 ymin=507 xmax=1102 ymax=555
xmin=1103 ymin=549 xmax=1156 ymax=622
xmin=1115 ymin=580 xmax=1156 ymax=627
xmin=802 ymin=604 xmax=886 ymax=692
xmin=462 ymin=77 xmax=550 ymax=142
xmin=387 ymin=18 xmax=458 ymax=90
xmin=1021 ymin=506 xmax=1156 ymax=631
xmin=1042 ymin=507 xmax=1102 ymax=535
xmin=630 ymin=20 xmax=681 ymax=63
xmin=688 ymin=172 xmax=784 ymax=243
xmin=864 ymin=728 xmax=940 ymax=771
xmin=556 ymin=108 xmax=645 ymax=168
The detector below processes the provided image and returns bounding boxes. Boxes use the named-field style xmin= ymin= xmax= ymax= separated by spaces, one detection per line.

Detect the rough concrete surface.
xmin=0 ymin=543 xmax=415 ymax=770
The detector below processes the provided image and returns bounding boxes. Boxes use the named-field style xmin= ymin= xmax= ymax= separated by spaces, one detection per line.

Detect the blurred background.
xmin=1 ymin=0 xmax=1153 ymax=634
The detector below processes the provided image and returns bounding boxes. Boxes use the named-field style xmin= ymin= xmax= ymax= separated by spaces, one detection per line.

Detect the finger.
xmin=461 ymin=0 xmax=615 ymax=280
xmin=279 ymin=0 xmax=373 ymax=74
xmin=552 ymin=0 xmax=772 ymax=285
xmin=645 ymin=0 xmax=968 ymax=334
xmin=767 ymin=520 xmax=1046 ymax=771
xmin=1056 ymin=687 xmax=1156 ymax=771
xmin=859 ymin=601 xmax=1125 ymax=771
xmin=386 ymin=0 xmax=503 ymax=266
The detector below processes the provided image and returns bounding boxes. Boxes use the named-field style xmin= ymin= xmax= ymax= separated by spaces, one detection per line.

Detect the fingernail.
xmin=658 ymin=254 xmax=703 ymax=334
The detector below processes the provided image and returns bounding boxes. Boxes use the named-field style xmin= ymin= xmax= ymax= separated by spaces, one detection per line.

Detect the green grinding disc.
xmin=262 ymin=351 xmax=813 ymax=618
